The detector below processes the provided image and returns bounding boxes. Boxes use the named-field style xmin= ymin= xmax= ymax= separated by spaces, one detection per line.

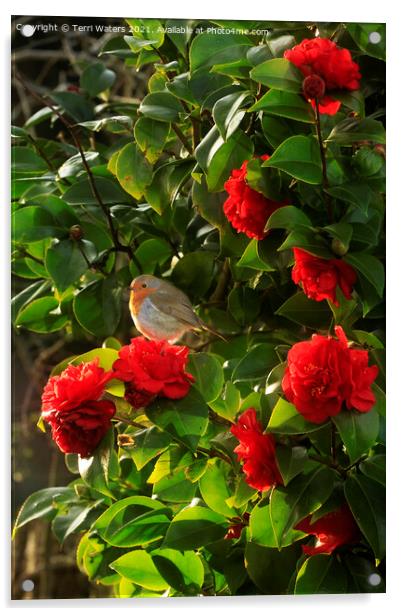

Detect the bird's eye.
xmin=141 ymin=283 xmax=147 ymax=288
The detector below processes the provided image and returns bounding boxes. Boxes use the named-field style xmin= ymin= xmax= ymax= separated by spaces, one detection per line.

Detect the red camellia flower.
xmin=292 ymin=248 xmax=357 ymax=306
xmin=284 ymin=37 xmax=361 ymax=115
xmin=112 ymin=336 xmax=194 ymax=408
xmin=295 ymin=505 xmax=361 ymax=555
xmin=223 ymin=156 xmax=286 ymax=240
xmin=282 ymin=326 xmax=378 ymax=424
xmin=230 ymin=408 xmax=283 ymax=491
xmin=41 ymin=359 xmax=115 ymax=458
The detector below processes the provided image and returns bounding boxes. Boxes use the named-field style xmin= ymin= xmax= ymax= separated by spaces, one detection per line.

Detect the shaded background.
xmin=11 ymin=14 xmax=149 ymax=599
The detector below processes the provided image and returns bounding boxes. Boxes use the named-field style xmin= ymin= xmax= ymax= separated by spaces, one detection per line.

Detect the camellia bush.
xmin=12 ymin=19 xmax=385 ymax=597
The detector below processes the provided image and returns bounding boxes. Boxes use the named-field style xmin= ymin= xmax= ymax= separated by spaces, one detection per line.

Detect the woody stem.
xmin=314 ymin=99 xmax=334 ymax=223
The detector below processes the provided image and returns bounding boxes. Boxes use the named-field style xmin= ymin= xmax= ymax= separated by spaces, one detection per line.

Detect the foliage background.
xmin=11 ymin=15 xmax=385 ymax=599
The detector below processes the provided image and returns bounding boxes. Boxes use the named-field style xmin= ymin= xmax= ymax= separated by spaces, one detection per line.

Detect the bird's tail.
xmin=198 ymin=320 xmax=228 ymax=342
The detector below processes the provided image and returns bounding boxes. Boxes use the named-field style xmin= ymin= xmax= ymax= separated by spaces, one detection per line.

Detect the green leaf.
xmin=110 ymin=550 xmax=169 ymax=591
xmin=116 ymin=142 xmax=153 ymax=200
xmin=134 ymin=238 xmax=172 ymax=274
xmin=333 ymin=408 xmax=379 ymax=463
xmin=15 ymin=297 xmax=68 ymax=333
xmin=212 ymin=91 xmax=251 ymax=140
xmin=134 ymin=117 xmax=170 ymax=164
xmin=344 ymin=474 xmax=385 ymax=560
xmin=250 ymin=58 xmax=303 ymax=92
xmin=295 ymin=554 xmax=348 ymax=594
xmin=275 ymin=292 xmax=332 ymax=328
xmin=251 ymin=90 xmax=314 ymax=123
xmin=73 ymin=277 xmax=122 ymax=338
xmin=228 ymin=286 xmax=261 ymax=326
xmin=263 ymin=135 xmax=322 ymax=184
xmin=13 ymin=487 xmax=75 ymax=534
xmin=187 ymin=353 xmax=224 ymax=403
xmin=205 ymin=130 xmax=254 ymax=192
xmin=249 ymin=498 xmax=284 ymax=547
xmin=199 ymin=460 xmax=237 ymax=517
xmin=325 ymin=182 xmax=374 ymax=215
xmin=265 ymin=205 xmax=312 ymax=232
xmin=78 ymin=429 xmax=115 ymax=498
xmin=237 ymin=239 xmax=276 ymax=271
xmin=151 ymin=548 xmax=204 ymax=594
xmin=347 ymin=23 xmax=385 ymax=61
xmin=276 ymin=444 xmax=308 ymax=486
xmin=245 ymin=542 xmax=300 ymax=594
xmin=344 ymin=253 xmax=384 ymax=298
xmin=92 ymin=495 xmax=171 ymax=547
xmin=145 ymin=388 xmax=209 ymax=452
xmin=359 ymin=454 xmax=386 ymax=487
xmin=12 ymin=146 xmax=48 ymax=174
xmin=190 ymin=32 xmax=253 ymax=72
xmin=209 ymin=382 xmax=241 ymax=422
xmin=12 ymin=206 xmax=63 ymax=242
xmin=58 ymin=151 xmax=99 ymax=178
xmin=171 ymin=251 xmax=214 ymax=298
xmin=129 ymin=427 xmax=171 ymax=470
xmin=45 ymin=239 xmax=89 ymax=291
xmin=268 ymin=398 xmax=327 ymax=435
xmin=52 ymin=502 xmax=102 ymax=544
xmin=63 ymin=176 xmax=131 ymax=205
xmin=139 ymin=92 xmax=184 ymax=123
xmin=80 ymin=62 xmax=116 ymax=96
xmin=163 ymin=506 xmax=227 ymax=550
xmin=232 ymin=343 xmax=278 ymax=383
xmin=326 ymin=118 xmax=386 ymax=146
xmin=270 ymin=467 xmax=336 ymax=548
xmin=50 ymin=91 xmax=94 ymax=123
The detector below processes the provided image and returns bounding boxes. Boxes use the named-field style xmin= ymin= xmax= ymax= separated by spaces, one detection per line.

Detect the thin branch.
xmin=314 ymin=100 xmax=334 ymax=222
xmin=172 ymin=123 xmax=193 ymax=155
xmin=197 ymin=446 xmax=233 ymax=466
xmin=14 ymin=72 xmax=138 ymax=265
xmin=113 ymin=415 xmax=147 ymax=430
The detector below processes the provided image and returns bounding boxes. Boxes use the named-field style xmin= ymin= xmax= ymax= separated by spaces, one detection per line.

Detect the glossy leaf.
xmin=344 ymin=474 xmax=385 ymax=560
xmin=263 ymin=135 xmax=322 ymax=184
xmin=163 ymin=506 xmax=227 ymax=550
xmin=250 ymin=58 xmax=303 ymax=92
xmin=333 ymin=408 xmax=379 ymax=463
xmin=146 ymin=388 xmax=209 ymax=452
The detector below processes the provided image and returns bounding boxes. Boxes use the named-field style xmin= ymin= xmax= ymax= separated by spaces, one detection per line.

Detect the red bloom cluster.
xmin=284 ymin=37 xmax=361 ymax=115
xmin=230 ymin=408 xmax=282 ymax=491
xmin=282 ymin=326 xmax=378 ymax=423
xmin=292 ymin=248 xmax=357 ymax=306
xmin=295 ymin=505 xmax=360 ymax=555
xmin=41 ymin=359 xmax=115 ymax=458
xmin=112 ymin=337 xmax=194 ymax=409
xmin=223 ymin=156 xmax=285 ymax=240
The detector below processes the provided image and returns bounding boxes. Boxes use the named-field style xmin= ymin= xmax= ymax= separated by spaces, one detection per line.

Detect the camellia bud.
xmin=69 ymin=224 xmax=84 ymax=241
xmin=331 ymin=238 xmax=349 ymax=257
xmin=302 ymin=74 xmax=326 ymax=101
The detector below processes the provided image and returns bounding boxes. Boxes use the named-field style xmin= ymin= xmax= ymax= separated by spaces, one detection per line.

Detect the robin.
xmin=129 ymin=274 xmax=226 ymax=343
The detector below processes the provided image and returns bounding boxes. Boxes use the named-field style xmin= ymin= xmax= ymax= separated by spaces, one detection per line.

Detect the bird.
xmin=128 ymin=274 xmax=226 ymax=344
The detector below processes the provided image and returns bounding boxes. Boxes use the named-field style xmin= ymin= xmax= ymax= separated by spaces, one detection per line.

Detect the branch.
xmin=172 ymin=123 xmax=193 ymax=155
xmin=14 ymin=72 xmax=138 ymax=264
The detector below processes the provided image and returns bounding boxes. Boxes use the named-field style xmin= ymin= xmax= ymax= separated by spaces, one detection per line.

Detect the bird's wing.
xmin=151 ymin=292 xmax=201 ymax=328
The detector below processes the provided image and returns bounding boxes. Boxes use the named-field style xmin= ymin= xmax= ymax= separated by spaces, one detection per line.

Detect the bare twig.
xmin=14 ymin=72 xmax=140 ymax=268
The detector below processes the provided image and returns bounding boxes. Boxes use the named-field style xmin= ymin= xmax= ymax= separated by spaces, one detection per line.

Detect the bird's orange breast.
xmin=129 ymin=287 xmax=157 ymax=317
